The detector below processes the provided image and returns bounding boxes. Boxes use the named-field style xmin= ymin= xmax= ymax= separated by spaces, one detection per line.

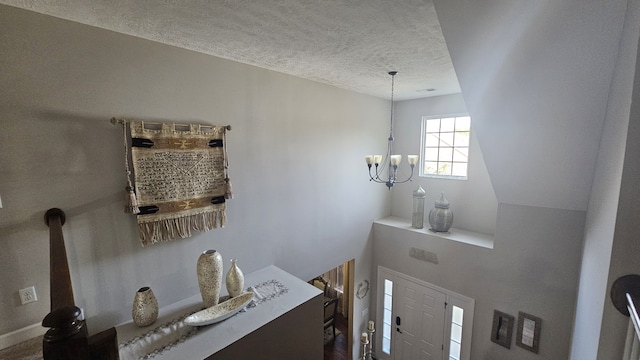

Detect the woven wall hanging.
xmin=115 ymin=118 xmax=232 ymax=246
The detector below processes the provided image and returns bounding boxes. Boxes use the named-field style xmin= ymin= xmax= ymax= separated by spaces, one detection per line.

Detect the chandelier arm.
xmin=390 ymin=166 xmax=416 ymax=184
xmin=368 ymin=165 xmax=388 ymax=183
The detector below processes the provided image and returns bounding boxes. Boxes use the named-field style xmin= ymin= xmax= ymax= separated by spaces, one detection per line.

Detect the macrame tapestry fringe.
xmin=139 ymin=211 xmax=227 ymax=246
xmin=125 ymin=186 xmax=140 ymax=214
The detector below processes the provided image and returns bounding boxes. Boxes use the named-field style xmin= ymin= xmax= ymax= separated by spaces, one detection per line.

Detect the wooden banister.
xmin=44 ymin=208 xmax=75 ymax=311
xmin=41 ymin=208 xmax=119 ymax=359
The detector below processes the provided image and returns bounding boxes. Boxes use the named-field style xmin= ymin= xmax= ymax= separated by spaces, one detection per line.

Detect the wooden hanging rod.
xmin=110 ymin=117 xmax=231 ymax=131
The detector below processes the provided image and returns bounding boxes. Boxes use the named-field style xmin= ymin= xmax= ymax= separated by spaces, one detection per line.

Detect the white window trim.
xmin=420 ymin=113 xmax=471 ymax=180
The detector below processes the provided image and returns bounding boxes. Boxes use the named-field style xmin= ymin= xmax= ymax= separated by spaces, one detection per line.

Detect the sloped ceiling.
xmin=0 ymin=0 xmax=460 ymax=100
xmin=434 ymin=0 xmax=629 ymax=210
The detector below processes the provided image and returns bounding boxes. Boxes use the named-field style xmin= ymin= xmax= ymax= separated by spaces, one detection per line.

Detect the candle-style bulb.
xmin=361 ymin=332 xmax=368 ymax=343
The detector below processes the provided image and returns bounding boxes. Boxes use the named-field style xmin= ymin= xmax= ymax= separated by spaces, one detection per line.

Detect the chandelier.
xmin=365 ymin=71 xmax=418 ymax=190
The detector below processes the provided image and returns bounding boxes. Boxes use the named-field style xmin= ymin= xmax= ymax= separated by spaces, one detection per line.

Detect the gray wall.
xmin=373 ymin=204 xmax=585 ymax=359
xmin=0 ymin=6 xmax=383 ymax=354
xmin=570 ymin=0 xmax=640 ymax=358
xmin=434 ymin=0 xmax=628 ymax=211
xmin=433 ymin=0 xmax=640 ymax=358
xmin=390 ymin=94 xmax=498 ymax=236
xmin=595 ymin=1 xmax=640 ymax=358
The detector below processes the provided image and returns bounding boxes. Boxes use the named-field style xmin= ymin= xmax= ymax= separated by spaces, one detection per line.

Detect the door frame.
xmin=376 ymin=266 xmax=475 ymax=360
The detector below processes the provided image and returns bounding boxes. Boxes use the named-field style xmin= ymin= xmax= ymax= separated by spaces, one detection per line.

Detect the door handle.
xmin=396 ymin=316 xmax=402 ymax=333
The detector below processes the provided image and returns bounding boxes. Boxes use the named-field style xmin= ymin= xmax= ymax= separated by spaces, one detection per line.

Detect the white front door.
xmin=378 ymin=268 xmax=447 ymax=360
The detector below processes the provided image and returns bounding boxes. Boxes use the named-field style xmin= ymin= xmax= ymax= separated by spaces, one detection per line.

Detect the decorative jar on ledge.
xmin=226 ymin=259 xmax=245 ymax=298
xmin=428 ymin=193 xmax=453 ymax=232
xmin=132 ymin=286 xmax=158 ymax=327
xmin=412 ymin=185 xmax=426 ymax=229
xmin=197 ymin=249 xmax=223 ymax=307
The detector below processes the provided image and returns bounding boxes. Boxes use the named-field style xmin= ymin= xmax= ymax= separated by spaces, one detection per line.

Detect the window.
xmin=382 ymin=279 xmax=393 ymax=355
xmin=421 ymin=115 xmax=471 ymax=179
xmin=449 ymin=306 xmax=464 ymax=360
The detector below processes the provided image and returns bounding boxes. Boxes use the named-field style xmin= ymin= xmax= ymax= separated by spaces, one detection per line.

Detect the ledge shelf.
xmin=374 ymin=216 xmax=494 ymax=249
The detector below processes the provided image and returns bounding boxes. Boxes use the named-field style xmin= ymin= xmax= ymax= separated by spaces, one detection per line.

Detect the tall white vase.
xmin=226 ymin=259 xmax=245 ymax=298
xmin=132 ymin=286 xmax=158 ymax=327
xmin=197 ymin=250 xmax=223 ymax=308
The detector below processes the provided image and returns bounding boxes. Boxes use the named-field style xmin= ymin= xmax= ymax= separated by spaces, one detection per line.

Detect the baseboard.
xmin=0 ymin=322 xmax=46 ymax=350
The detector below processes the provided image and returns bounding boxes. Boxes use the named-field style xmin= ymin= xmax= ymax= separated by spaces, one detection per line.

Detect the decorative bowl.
xmin=184 ymin=291 xmax=254 ymax=326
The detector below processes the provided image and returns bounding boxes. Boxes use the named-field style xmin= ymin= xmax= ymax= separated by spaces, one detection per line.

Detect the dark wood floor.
xmin=324 ymin=312 xmax=349 ymax=360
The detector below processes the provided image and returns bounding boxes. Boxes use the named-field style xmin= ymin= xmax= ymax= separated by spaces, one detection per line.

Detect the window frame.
xmin=420 ymin=113 xmax=471 ymax=180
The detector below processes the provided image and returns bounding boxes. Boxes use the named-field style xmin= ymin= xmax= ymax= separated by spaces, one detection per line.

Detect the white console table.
xmin=115 ymin=265 xmax=323 ymax=360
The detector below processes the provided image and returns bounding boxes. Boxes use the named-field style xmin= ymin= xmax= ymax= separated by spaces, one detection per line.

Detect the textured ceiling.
xmin=1 ymin=0 xmax=461 ymax=100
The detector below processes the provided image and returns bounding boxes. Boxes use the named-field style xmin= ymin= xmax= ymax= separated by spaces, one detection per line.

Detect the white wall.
xmin=434 ymin=0 xmax=628 ymax=211
xmin=373 ymin=203 xmax=585 ymax=359
xmin=0 ymin=5 xmax=387 ymax=350
xmin=391 ymin=94 xmax=498 ymax=236
xmin=570 ymin=0 xmax=640 ymax=358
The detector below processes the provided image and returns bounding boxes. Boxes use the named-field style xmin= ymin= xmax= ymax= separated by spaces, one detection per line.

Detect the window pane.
xmin=384 ymin=294 xmax=392 ymax=309
xmin=441 ymin=117 xmax=455 ymax=132
xmin=425 ymin=147 xmax=439 ymax=161
xmin=425 ymin=133 xmax=440 ymax=147
xmin=438 ymin=162 xmax=452 ymax=175
xmin=426 ymin=118 xmax=441 ymax=132
xmin=454 ymin=131 xmax=470 ymax=147
xmin=438 ymin=147 xmax=453 ymax=162
xmin=452 ymin=163 xmax=468 ymax=177
xmin=424 ymin=161 xmax=438 ymax=175
xmin=449 ymin=340 xmax=461 ymax=359
xmin=453 ymin=148 xmax=468 ymax=163
xmin=439 ymin=132 xmax=454 ymax=147
xmin=452 ymin=306 xmax=464 ymax=325
xmin=383 ymin=314 xmax=392 ymax=338
xmin=451 ymin=323 xmax=462 ymax=343
xmin=455 ymin=116 xmax=471 ymax=131
xmin=384 ymin=279 xmax=393 ymax=295
xmin=384 ymin=308 xmax=391 ymax=324
xmin=382 ymin=336 xmax=391 ymax=354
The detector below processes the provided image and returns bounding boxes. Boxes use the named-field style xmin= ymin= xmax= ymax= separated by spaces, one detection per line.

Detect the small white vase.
xmin=197 ymin=250 xmax=223 ymax=308
xmin=132 ymin=286 xmax=158 ymax=327
xmin=226 ymin=259 xmax=245 ymax=298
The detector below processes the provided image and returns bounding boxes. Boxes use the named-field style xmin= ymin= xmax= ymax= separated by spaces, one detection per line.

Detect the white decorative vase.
xmin=226 ymin=259 xmax=245 ymax=298
xmin=412 ymin=185 xmax=426 ymax=229
xmin=428 ymin=193 xmax=453 ymax=232
xmin=132 ymin=286 xmax=158 ymax=327
xmin=197 ymin=250 xmax=223 ymax=308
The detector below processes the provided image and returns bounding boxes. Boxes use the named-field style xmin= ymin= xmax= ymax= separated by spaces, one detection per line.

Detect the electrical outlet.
xmin=19 ymin=286 xmax=37 ymax=305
